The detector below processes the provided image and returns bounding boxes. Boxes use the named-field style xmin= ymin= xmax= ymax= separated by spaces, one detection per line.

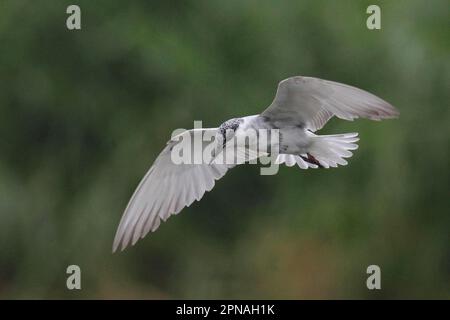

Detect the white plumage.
xmin=113 ymin=76 xmax=399 ymax=252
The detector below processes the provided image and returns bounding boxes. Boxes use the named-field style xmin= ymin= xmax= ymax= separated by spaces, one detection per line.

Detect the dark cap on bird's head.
xmin=218 ymin=118 xmax=243 ymax=147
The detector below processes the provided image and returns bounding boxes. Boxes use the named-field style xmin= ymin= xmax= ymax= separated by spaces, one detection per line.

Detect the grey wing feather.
xmin=113 ymin=128 xmax=228 ymax=252
xmin=262 ymin=76 xmax=399 ymax=131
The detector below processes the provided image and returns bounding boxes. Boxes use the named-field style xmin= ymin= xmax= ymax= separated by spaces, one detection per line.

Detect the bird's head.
xmin=210 ymin=118 xmax=243 ymax=163
xmin=217 ymin=118 xmax=242 ymax=148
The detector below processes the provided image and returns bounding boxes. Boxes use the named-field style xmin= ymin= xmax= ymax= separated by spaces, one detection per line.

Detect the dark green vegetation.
xmin=0 ymin=0 xmax=448 ymax=298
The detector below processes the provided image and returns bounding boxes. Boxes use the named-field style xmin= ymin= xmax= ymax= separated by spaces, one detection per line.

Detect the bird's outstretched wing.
xmin=113 ymin=128 xmax=228 ymax=252
xmin=275 ymin=154 xmax=319 ymax=169
xmin=262 ymin=76 xmax=399 ymax=131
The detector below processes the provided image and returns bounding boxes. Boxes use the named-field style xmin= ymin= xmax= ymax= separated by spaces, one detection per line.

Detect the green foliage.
xmin=0 ymin=0 xmax=448 ymax=298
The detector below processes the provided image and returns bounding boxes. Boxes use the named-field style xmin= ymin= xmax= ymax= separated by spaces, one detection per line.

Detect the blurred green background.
xmin=0 ymin=0 xmax=448 ymax=299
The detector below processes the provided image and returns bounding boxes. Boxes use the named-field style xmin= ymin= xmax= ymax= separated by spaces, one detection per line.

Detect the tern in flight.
xmin=113 ymin=76 xmax=399 ymax=252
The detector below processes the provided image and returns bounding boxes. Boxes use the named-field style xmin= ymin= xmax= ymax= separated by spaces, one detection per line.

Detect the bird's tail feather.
xmin=308 ymin=132 xmax=359 ymax=168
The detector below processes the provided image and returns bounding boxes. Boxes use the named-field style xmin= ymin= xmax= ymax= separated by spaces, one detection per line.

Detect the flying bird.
xmin=113 ymin=76 xmax=399 ymax=252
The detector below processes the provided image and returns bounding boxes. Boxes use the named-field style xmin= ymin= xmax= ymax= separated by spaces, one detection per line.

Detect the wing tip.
xmin=373 ymin=101 xmax=400 ymax=119
xmin=112 ymin=239 xmax=121 ymax=253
